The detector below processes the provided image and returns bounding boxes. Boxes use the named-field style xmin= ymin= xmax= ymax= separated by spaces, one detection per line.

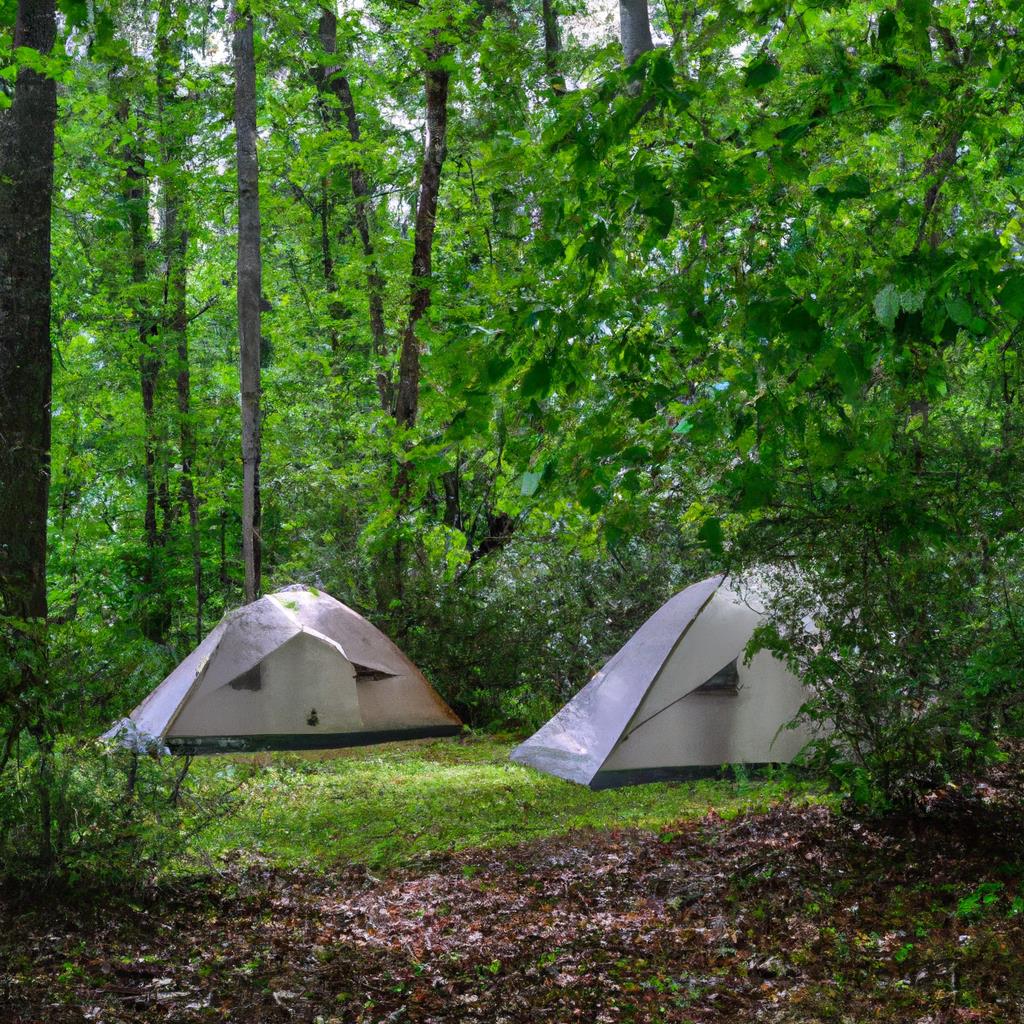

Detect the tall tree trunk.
xmin=176 ymin=290 xmax=203 ymax=641
xmin=394 ymin=58 xmax=450 ymax=430
xmin=234 ymin=4 xmax=262 ymax=604
xmin=0 ymin=0 xmax=57 ymax=734
xmin=158 ymin=0 xmax=203 ymax=640
xmin=115 ymin=86 xmax=171 ymax=641
xmin=619 ymin=0 xmax=654 ymax=64
xmin=317 ymin=6 xmax=390 ymax=408
xmin=386 ymin=51 xmax=451 ymax=625
xmin=114 ymin=87 xmax=159 ymax=552
xmin=541 ymin=0 xmax=565 ymax=94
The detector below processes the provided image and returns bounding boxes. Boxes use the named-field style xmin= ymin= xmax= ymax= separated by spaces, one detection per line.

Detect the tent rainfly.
xmin=105 ymin=586 xmax=462 ymax=754
xmin=510 ymin=574 xmax=815 ymax=789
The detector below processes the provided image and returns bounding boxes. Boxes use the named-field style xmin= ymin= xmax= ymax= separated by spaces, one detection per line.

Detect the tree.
xmin=501 ymin=0 xmax=1024 ymax=806
xmin=541 ymin=0 xmax=565 ymax=95
xmin=233 ymin=1 xmax=262 ymax=604
xmin=394 ymin=52 xmax=450 ymax=431
xmin=0 ymin=0 xmax=58 ymax=740
xmin=618 ymin=0 xmax=654 ymax=65
xmin=157 ymin=0 xmax=203 ymax=640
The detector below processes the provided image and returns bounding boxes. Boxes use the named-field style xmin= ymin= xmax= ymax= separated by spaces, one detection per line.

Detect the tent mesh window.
xmin=692 ymin=657 xmax=739 ymax=694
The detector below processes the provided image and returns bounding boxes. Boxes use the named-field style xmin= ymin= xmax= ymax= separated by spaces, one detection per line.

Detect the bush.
xmin=392 ymin=523 xmax=713 ymax=729
xmin=0 ymin=734 xmax=243 ymax=894
xmin=749 ymin=545 xmax=1024 ymax=813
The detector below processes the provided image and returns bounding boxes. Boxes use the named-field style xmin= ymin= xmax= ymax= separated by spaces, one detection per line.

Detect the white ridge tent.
xmin=510 ymin=574 xmax=815 ymax=789
xmin=105 ymin=585 xmax=461 ymax=753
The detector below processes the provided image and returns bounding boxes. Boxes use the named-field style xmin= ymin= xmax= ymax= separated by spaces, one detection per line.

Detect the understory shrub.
xmin=748 ymin=541 xmax=1024 ymax=813
xmin=0 ymin=734 xmax=244 ymax=893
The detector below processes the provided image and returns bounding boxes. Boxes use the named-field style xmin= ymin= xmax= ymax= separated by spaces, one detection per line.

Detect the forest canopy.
xmin=1 ymin=0 xmax=1023 ymax=885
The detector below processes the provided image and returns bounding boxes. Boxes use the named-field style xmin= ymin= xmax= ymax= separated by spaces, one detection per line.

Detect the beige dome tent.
xmin=105 ymin=585 xmax=461 ymax=754
xmin=510 ymin=574 xmax=815 ymax=789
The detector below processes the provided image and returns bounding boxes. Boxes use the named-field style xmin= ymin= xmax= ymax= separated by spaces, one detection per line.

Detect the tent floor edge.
xmin=166 ymin=724 xmax=463 ymax=755
xmin=589 ymin=762 xmax=790 ymax=790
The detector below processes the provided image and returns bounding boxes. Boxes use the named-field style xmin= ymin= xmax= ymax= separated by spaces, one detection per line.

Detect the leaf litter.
xmin=4 ymin=758 xmax=1024 ymax=1023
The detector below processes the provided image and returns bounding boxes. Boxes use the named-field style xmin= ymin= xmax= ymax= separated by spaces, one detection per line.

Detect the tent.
xmin=510 ymin=574 xmax=815 ymax=789
xmin=105 ymin=585 xmax=462 ymax=754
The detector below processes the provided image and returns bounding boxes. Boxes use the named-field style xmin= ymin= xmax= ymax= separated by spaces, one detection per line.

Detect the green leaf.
xmin=813 ymin=174 xmax=870 ymax=207
xmin=997 ymin=274 xmax=1024 ymax=319
xmin=519 ymin=471 xmax=542 ymax=497
xmin=782 ymin=305 xmax=820 ymax=351
xmin=647 ymin=194 xmax=674 ymax=238
xmin=520 ymin=360 xmax=553 ymax=399
xmin=874 ymin=285 xmax=900 ymax=330
xmin=833 ymin=174 xmax=870 ymax=200
xmin=776 ymin=122 xmax=812 ymax=146
xmin=629 ymin=395 xmax=657 ymax=421
xmin=900 ymin=0 xmax=932 ymax=55
xmin=737 ymin=466 xmax=774 ymax=511
xmin=876 ymin=10 xmax=898 ymax=51
xmin=481 ymin=356 xmax=513 ymax=384
xmin=579 ymin=486 xmax=606 ymax=513
xmin=744 ymin=58 xmax=780 ymax=89
xmin=698 ymin=517 xmax=724 ymax=554
xmin=945 ymin=296 xmax=974 ymax=328
xmin=57 ymin=0 xmax=88 ymax=26
xmin=833 ymin=349 xmax=862 ymax=401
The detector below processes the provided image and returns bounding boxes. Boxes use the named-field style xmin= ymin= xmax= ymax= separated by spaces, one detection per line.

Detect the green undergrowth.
xmin=185 ymin=736 xmax=826 ymax=872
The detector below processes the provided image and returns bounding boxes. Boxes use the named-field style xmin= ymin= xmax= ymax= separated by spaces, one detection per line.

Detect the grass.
xmin=185 ymin=735 xmax=826 ymax=872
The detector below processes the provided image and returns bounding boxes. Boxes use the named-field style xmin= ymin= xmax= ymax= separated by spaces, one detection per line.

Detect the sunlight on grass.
xmin=185 ymin=737 xmax=827 ymax=872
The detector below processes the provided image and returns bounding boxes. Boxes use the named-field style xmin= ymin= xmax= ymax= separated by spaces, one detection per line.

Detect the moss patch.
xmin=186 ymin=736 xmax=824 ymax=871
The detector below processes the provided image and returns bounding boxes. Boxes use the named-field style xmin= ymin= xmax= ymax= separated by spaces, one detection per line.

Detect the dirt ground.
xmin=4 ymin=779 xmax=1024 ymax=1023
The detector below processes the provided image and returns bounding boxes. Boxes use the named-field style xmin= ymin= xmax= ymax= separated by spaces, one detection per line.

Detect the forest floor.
xmin=3 ymin=741 xmax=1024 ymax=1023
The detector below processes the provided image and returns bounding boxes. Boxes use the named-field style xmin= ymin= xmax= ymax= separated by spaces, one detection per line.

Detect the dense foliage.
xmin=522 ymin=1 xmax=1024 ymax=802
xmin=0 ymin=0 xmax=1022 ymax=892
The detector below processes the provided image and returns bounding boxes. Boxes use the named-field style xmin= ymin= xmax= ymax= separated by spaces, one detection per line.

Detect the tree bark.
xmin=234 ymin=4 xmax=263 ymax=604
xmin=0 ymin=0 xmax=57 ymax=729
xmin=541 ymin=0 xmax=565 ymax=94
xmin=317 ymin=6 xmax=390 ymax=408
xmin=384 ymin=46 xmax=451 ymax=626
xmin=619 ymin=0 xmax=655 ymax=65
xmin=394 ymin=58 xmax=450 ymax=429
xmin=114 ymin=81 xmax=173 ymax=642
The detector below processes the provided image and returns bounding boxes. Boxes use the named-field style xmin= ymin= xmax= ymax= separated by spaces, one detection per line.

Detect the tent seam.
xmin=617 ymin=579 xmax=741 ymax=745
xmin=594 ymin=574 xmax=725 ymax=776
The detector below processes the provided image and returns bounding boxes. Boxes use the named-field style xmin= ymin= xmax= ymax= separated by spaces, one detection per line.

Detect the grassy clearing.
xmin=186 ymin=735 xmax=825 ymax=871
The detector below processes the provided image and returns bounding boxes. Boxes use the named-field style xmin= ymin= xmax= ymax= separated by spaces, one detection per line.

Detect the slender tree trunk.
xmin=172 ymin=245 xmax=203 ymax=641
xmin=385 ymin=51 xmax=451 ymax=625
xmin=0 ymin=0 xmax=57 ymax=734
xmin=234 ymin=4 xmax=263 ymax=604
xmin=394 ymin=58 xmax=450 ymax=430
xmin=619 ymin=0 xmax=654 ymax=64
xmin=541 ymin=0 xmax=565 ymax=94
xmin=158 ymin=0 xmax=203 ymax=640
xmin=318 ymin=6 xmax=390 ymax=408
xmin=116 ymin=87 xmax=172 ymax=641
xmin=116 ymin=94 xmax=161 ymax=556
xmin=139 ymin=356 xmax=161 ymax=554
